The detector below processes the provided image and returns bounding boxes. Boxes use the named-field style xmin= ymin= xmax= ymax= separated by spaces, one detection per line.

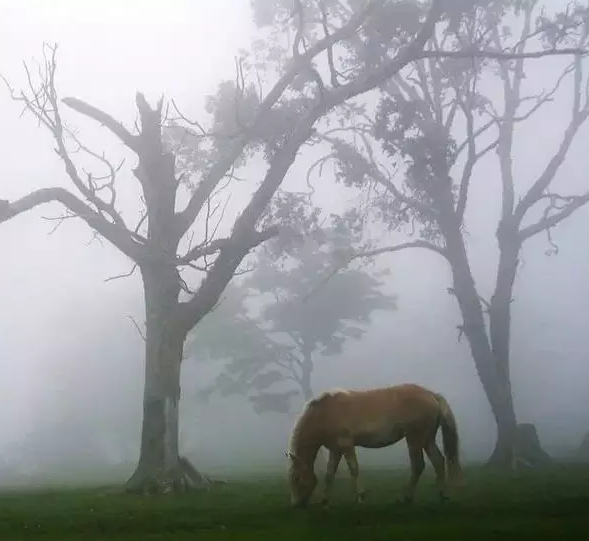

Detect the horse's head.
xmin=286 ymin=451 xmax=317 ymax=508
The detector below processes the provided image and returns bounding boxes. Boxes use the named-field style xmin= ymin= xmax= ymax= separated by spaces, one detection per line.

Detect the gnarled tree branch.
xmin=62 ymin=97 xmax=140 ymax=151
xmin=0 ymin=187 xmax=145 ymax=260
xmin=519 ymin=191 xmax=589 ymax=241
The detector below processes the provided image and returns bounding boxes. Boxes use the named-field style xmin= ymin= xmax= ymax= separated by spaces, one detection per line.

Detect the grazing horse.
xmin=286 ymin=383 xmax=462 ymax=508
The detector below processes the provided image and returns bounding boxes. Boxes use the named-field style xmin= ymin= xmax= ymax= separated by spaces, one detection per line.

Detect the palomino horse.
xmin=286 ymin=383 xmax=462 ymax=508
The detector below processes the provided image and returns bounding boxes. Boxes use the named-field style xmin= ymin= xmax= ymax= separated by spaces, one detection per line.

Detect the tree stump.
xmin=514 ymin=423 xmax=552 ymax=468
xmin=576 ymin=431 xmax=589 ymax=459
xmin=486 ymin=422 xmax=552 ymax=469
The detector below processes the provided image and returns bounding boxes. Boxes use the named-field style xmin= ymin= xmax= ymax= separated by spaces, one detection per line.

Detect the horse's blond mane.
xmin=288 ymin=388 xmax=350 ymax=455
xmin=306 ymin=388 xmax=349 ymax=407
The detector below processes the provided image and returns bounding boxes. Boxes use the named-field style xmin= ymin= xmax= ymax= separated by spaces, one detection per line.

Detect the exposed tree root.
xmin=125 ymin=455 xmax=225 ymax=495
xmin=486 ymin=423 xmax=552 ymax=470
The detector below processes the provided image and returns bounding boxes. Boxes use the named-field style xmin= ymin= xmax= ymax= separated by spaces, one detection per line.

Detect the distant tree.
xmin=191 ymin=215 xmax=397 ymax=414
xmin=306 ymin=0 xmax=589 ymax=468
xmin=1 ymin=2 xmax=582 ymax=491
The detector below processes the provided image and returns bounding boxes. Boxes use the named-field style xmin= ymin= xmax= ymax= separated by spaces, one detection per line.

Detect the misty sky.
xmin=1 ymin=0 xmax=588 ymax=481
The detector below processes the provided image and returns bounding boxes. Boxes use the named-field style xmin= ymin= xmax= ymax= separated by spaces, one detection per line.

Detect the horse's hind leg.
xmin=343 ymin=447 xmax=365 ymax=504
xmin=402 ymin=438 xmax=425 ymax=505
xmin=425 ymin=441 xmax=448 ymax=504
xmin=321 ymin=449 xmax=342 ymax=507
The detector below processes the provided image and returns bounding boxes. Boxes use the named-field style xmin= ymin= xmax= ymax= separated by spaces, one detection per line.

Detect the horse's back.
xmin=308 ymin=384 xmax=443 ymax=448
xmin=323 ymin=383 xmax=440 ymax=412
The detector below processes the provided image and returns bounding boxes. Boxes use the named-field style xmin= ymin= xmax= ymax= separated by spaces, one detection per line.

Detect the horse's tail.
xmin=435 ymin=393 xmax=463 ymax=484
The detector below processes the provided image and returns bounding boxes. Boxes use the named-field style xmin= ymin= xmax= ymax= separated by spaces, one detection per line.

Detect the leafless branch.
xmin=134 ymin=210 xmax=148 ymax=235
xmin=0 ymin=187 xmax=145 ymax=260
xmin=302 ymin=239 xmax=448 ymax=303
xmin=418 ymin=46 xmax=587 ymax=62
xmin=179 ymin=237 xmax=229 ymax=264
xmin=169 ymin=99 xmax=210 ymax=137
xmin=515 ymin=65 xmax=589 ymax=223
xmin=493 ymin=4 xmax=534 ymax=222
xmin=105 ymin=264 xmax=139 ymax=283
xmin=67 ymin=128 xmax=125 ymax=208
xmin=318 ymin=0 xmax=341 ymax=87
xmin=1 ymin=45 xmax=149 ymax=261
xmin=41 ymin=209 xmax=77 ymax=234
xmin=453 ymin=117 xmax=496 ymax=157
xmin=61 ymin=97 xmax=139 ymax=151
xmin=275 ymin=357 xmax=303 ymax=384
xmin=519 ymin=191 xmax=589 ymax=241
xmin=292 ymin=0 xmax=306 ymax=57
xmin=512 ymin=61 xmax=576 ymax=122
xmin=350 ymin=240 xmax=448 ymax=261
xmin=454 ymin=106 xmax=500 ymax=224
xmin=127 ymin=315 xmax=146 ymax=342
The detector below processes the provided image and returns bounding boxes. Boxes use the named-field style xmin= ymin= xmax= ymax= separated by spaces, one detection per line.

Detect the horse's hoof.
xmin=356 ymin=491 xmax=366 ymax=504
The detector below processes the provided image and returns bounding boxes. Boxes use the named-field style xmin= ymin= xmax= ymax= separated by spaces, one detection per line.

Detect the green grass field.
xmin=1 ymin=464 xmax=588 ymax=540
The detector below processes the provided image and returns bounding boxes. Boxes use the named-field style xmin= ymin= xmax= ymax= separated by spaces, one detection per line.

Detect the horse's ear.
xmin=285 ymin=451 xmax=298 ymax=461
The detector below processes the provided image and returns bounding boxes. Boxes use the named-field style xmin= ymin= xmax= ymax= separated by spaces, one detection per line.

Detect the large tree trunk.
xmin=486 ymin=226 xmax=551 ymax=467
xmin=487 ymin=226 xmax=520 ymax=467
xmin=442 ymin=219 xmax=518 ymax=470
xmin=125 ymin=265 xmax=205 ymax=494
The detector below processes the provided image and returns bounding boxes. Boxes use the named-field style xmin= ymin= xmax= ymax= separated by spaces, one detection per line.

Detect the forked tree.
xmin=0 ymin=0 xmax=583 ymax=491
xmin=306 ymin=0 xmax=589 ymax=467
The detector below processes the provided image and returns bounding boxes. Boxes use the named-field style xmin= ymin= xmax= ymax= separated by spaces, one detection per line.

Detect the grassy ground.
xmin=1 ymin=464 xmax=588 ymax=540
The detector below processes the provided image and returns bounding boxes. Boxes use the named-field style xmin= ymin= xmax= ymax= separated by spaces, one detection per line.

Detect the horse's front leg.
xmin=343 ymin=447 xmax=365 ymax=504
xmin=321 ymin=449 xmax=341 ymax=507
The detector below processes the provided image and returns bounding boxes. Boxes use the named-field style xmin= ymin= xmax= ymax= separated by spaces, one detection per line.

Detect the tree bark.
xmin=486 ymin=222 xmax=520 ymax=467
xmin=125 ymin=265 xmax=205 ymax=493
xmin=441 ymin=217 xmax=518 ymax=470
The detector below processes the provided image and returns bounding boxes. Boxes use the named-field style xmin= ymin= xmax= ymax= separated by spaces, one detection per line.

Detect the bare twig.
xmin=0 ymin=187 xmax=145 ymax=260
xmin=302 ymin=239 xmax=448 ymax=303
xmin=105 ymin=264 xmax=139 ymax=283
xmin=127 ymin=315 xmax=146 ymax=342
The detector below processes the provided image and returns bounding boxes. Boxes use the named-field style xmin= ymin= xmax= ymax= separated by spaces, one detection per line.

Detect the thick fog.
xmin=1 ymin=0 xmax=588 ymax=486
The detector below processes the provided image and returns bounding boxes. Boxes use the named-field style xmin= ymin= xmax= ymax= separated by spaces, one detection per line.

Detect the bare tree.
xmin=1 ymin=1 xmax=584 ymax=492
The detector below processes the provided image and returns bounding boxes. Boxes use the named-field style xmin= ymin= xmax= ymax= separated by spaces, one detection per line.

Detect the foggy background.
xmin=0 ymin=0 xmax=588 ymax=486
